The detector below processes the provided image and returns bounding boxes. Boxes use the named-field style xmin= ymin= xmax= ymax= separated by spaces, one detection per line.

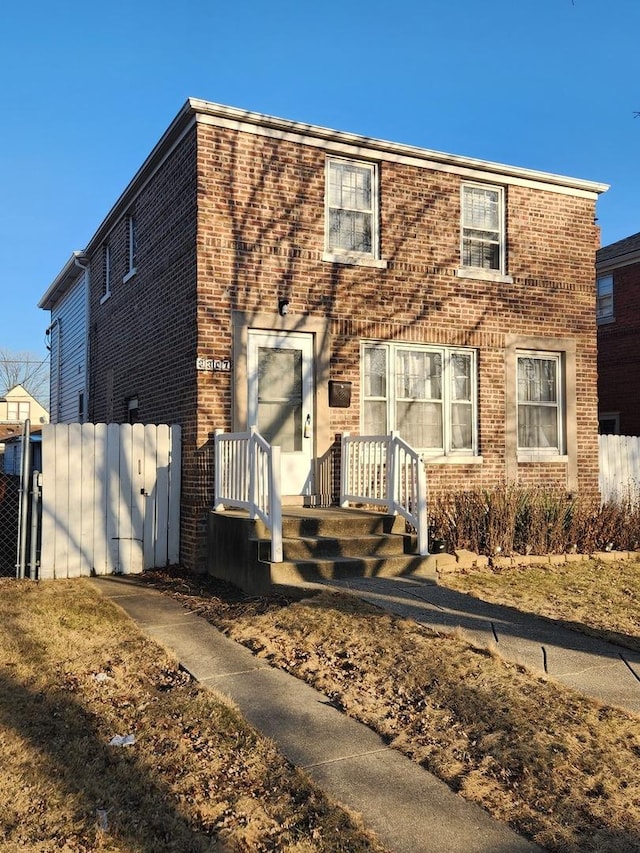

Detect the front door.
xmin=247 ymin=331 xmax=314 ymax=496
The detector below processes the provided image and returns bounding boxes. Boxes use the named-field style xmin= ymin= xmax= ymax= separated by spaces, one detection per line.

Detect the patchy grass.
xmin=439 ymin=557 xmax=640 ymax=653
xmin=144 ymin=569 xmax=640 ymax=853
xmin=0 ymin=579 xmax=387 ymax=853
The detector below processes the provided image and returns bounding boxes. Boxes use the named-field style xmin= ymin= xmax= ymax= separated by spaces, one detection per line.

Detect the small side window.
xmin=124 ymin=215 xmax=137 ymax=282
xmin=596 ymin=274 xmax=613 ymax=322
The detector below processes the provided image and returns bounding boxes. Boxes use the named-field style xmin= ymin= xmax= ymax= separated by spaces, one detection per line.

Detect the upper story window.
xmin=100 ymin=244 xmax=112 ymax=304
xmin=362 ymin=342 xmax=478 ymax=457
xmin=596 ymin=274 xmax=614 ymax=323
xmin=460 ymin=183 xmax=506 ymax=275
xmin=7 ymin=401 xmax=30 ymax=421
xmin=323 ymin=158 xmax=386 ymax=268
xmin=517 ymin=352 xmax=563 ymax=454
xmin=124 ymin=215 xmax=137 ymax=283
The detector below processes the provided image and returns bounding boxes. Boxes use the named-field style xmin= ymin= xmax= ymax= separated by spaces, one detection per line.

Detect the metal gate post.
xmin=29 ymin=471 xmax=42 ymax=581
xmin=16 ymin=419 xmax=31 ymax=579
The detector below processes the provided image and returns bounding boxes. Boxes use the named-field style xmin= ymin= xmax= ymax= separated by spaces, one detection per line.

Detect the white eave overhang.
xmin=39 ymin=98 xmax=610 ymax=309
xmin=39 ymin=251 xmax=89 ymax=310
xmin=190 ymin=98 xmax=610 ymax=199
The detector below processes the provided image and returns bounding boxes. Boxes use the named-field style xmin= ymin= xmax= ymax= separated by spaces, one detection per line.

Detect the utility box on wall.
xmin=328 ymin=381 xmax=351 ymax=408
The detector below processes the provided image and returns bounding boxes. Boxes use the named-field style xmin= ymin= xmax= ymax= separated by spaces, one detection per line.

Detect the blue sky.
xmin=2 ymin=0 xmax=639 ymax=365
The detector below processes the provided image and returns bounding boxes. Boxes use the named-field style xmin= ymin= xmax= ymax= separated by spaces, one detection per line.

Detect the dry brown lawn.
xmin=0 ymin=579 xmax=387 ymax=853
xmin=143 ymin=565 xmax=640 ymax=853
xmin=439 ymin=557 xmax=640 ymax=653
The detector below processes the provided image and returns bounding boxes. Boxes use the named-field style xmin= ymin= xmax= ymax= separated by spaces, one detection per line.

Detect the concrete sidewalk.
xmin=91 ymin=575 xmax=541 ymax=853
xmin=321 ymin=575 xmax=640 ymax=716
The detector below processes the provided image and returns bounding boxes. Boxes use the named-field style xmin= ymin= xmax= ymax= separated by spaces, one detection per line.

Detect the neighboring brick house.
xmin=39 ymin=99 xmax=608 ymax=571
xmin=596 ymin=232 xmax=640 ymax=436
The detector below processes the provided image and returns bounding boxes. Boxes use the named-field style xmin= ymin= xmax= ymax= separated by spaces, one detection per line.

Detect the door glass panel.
xmin=257 ymin=347 xmax=302 ymax=452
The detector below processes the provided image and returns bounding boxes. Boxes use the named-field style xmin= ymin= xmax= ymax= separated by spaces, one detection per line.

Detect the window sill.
xmin=596 ymin=315 xmax=615 ymax=326
xmin=423 ymin=455 xmax=483 ymax=465
xmin=123 ymin=267 xmax=137 ymax=284
xmin=517 ymin=453 xmax=568 ymax=464
xmin=322 ymin=251 xmax=388 ymax=270
xmin=99 ymin=291 xmax=112 ymax=305
xmin=456 ymin=268 xmax=513 ymax=284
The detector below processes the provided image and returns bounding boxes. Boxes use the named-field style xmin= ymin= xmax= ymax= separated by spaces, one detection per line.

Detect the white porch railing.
xmin=340 ymin=431 xmax=429 ymax=556
xmin=214 ymin=426 xmax=283 ymax=562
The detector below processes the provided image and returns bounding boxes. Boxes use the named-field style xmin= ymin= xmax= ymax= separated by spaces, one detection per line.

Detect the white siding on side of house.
xmin=49 ymin=271 xmax=88 ymax=423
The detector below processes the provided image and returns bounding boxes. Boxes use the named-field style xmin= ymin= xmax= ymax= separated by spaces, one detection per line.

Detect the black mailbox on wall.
xmin=328 ymin=380 xmax=352 ymax=408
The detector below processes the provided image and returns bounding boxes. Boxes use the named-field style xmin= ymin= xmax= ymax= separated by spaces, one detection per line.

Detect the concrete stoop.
xmin=208 ymin=507 xmax=440 ymax=594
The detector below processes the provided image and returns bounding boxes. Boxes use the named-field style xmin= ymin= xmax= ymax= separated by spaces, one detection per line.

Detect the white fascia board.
xmin=191 ymin=99 xmax=609 ymax=199
xmin=39 ymin=251 xmax=87 ymax=310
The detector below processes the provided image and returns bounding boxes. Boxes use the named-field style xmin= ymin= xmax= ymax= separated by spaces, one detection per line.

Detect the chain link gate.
xmin=0 ymin=421 xmax=40 ymax=579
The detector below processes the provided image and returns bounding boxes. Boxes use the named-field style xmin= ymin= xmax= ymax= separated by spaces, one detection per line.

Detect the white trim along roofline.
xmin=40 ymin=98 xmax=609 ymax=307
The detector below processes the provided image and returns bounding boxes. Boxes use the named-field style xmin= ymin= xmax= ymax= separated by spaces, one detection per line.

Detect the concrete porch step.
xmin=280 ymin=507 xmax=404 ymax=539
xmin=261 ymin=533 xmax=409 ymax=562
xmin=268 ymin=553 xmax=437 ymax=584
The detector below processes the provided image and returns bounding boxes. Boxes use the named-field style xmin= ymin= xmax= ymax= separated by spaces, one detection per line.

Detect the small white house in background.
xmin=0 ymin=385 xmax=49 ymax=426
xmin=0 ymin=385 xmax=48 ymax=473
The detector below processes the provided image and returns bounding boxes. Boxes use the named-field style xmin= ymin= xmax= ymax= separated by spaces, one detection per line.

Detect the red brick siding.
xmin=85 ymin=119 xmax=600 ymax=571
xmin=195 ymin=125 xmax=600 ymax=510
xmin=597 ymin=262 xmax=640 ymax=436
xmin=87 ymin=126 xmax=200 ymax=565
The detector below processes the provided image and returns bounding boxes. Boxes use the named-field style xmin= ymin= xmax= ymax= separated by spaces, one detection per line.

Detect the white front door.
xmin=247 ymin=331 xmax=314 ymax=496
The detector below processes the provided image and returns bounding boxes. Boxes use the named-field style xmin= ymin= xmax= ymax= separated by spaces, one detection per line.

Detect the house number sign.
xmin=196 ymin=357 xmax=231 ymax=372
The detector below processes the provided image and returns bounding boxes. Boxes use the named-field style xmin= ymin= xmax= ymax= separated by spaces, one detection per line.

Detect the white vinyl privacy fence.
xmin=599 ymin=434 xmax=640 ymax=504
xmin=40 ymin=423 xmax=181 ymax=579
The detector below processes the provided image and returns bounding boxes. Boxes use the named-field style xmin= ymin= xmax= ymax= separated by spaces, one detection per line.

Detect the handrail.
xmin=340 ymin=431 xmax=428 ymax=555
xmin=214 ymin=426 xmax=283 ymax=562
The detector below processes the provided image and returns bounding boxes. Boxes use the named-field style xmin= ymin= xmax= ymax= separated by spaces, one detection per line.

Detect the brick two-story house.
xmin=596 ymin=232 xmax=640 ymax=436
xmin=39 ymin=99 xmax=608 ymax=572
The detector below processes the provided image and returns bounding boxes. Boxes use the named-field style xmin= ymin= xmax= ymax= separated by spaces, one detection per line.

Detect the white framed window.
xmin=7 ymin=401 xmax=30 ymax=421
xmin=100 ymin=244 xmax=112 ymax=303
xmin=516 ymin=352 xmax=563 ymax=453
xmin=324 ymin=158 xmax=385 ymax=266
xmin=362 ymin=342 xmax=478 ymax=456
xmin=123 ymin=215 xmax=137 ymax=283
xmin=460 ymin=183 xmax=505 ymax=274
xmin=596 ymin=274 xmax=613 ymax=322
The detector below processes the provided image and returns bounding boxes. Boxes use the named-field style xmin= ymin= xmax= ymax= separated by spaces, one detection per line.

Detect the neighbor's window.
xmin=461 ymin=183 xmax=505 ymax=273
xmin=7 ymin=401 xmax=30 ymax=421
xmin=127 ymin=396 xmax=139 ymax=424
xmin=362 ymin=342 xmax=477 ymax=455
xmin=517 ymin=352 xmax=563 ymax=452
xmin=326 ymin=158 xmax=377 ymax=258
xmin=124 ymin=215 xmax=137 ymax=282
xmin=596 ymin=274 xmax=613 ymax=322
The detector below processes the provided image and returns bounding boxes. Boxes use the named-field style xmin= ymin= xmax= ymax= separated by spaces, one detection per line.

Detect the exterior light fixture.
xmin=278 ymin=298 xmax=290 ymax=316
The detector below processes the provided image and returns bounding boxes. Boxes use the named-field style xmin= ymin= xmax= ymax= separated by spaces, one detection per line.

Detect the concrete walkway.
xmin=90 ymin=573 xmax=640 ymax=851
xmin=91 ymin=575 xmax=542 ymax=853
xmin=320 ymin=575 xmax=640 ymax=716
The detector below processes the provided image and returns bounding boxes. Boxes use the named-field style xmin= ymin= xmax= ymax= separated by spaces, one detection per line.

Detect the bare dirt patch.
xmin=143 ymin=568 xmax=640 ymax=853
